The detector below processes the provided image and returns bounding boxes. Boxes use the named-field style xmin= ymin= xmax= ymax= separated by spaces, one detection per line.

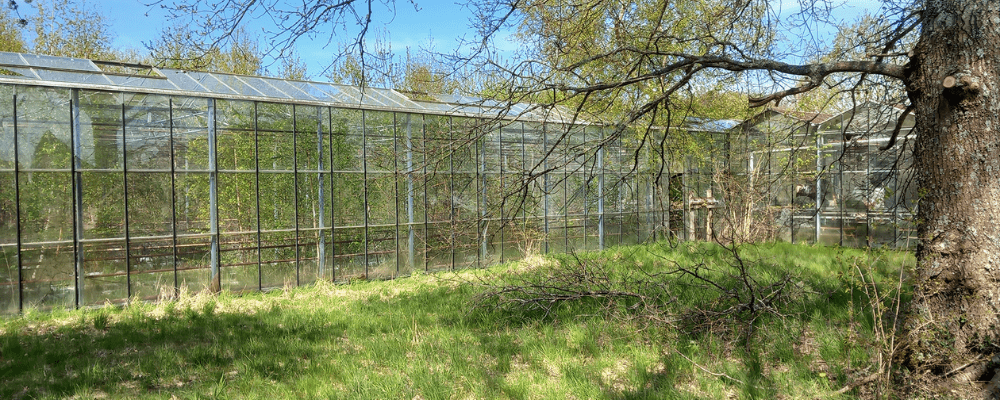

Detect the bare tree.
xmin=82 ymin=0 xmax=1000 ymax=395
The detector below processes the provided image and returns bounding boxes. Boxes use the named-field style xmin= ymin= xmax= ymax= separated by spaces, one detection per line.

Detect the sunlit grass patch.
xmin=0 ymin=241 xmax=913 ymax=399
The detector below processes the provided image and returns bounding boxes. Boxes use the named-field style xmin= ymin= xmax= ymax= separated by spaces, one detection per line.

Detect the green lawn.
xmin=0 ymin=241 xmax=914 ymax=399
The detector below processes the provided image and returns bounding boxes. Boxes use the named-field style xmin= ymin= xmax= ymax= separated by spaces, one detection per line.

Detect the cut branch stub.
xmin=942 ymin=73 xmax=981 ymax=93
xmin=943 ymin=75 xmax=957 ymax=88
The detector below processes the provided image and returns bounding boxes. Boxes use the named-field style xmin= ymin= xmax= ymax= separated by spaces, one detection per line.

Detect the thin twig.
xmin=674 ymin=350 xmax=745 ymax=385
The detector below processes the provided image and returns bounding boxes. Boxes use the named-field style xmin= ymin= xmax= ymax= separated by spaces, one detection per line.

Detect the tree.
xmin=29 ymin=0 xmax=121 ymax=60
xmin=147 ymin=24 xmax=264 ymax=75
xmin=0 ymin=6 xmax=25 ymax=53
xmin=100 ymin=0 xmax=1000 ymax=395
xmin=486 ymin=2 xmax=1000 ymax=394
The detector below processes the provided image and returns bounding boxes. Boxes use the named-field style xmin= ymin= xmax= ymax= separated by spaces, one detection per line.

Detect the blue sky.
xmin=20 ymin=0 xmax=502 ymax=76
xmin=17 ymin=0 xmax=882 ymax=78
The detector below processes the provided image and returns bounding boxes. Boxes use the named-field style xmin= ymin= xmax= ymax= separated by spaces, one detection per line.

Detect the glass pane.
xmin=451 ymin=118 xmax=479 ymax=173
xmin=19 ymin=171 xmax=73 ymax=243
xmin=0 ymin=85 xmax=14 ymax=169
xmin=483 ymin=127 xmax=501 ymax=173
xmin=130 ymin=238 xmax=174 ymax=300
xmin=365 ymin=111 xmax=395 ymax=172
xmin=124 ymin=94 xmax=171 ymax=171
xmin=220 ymin=232 xmax=259 ymax=292
xmin=453 ymin=173 xmax=477 ymax=222
xmin=425 ymin=172 xmax=451 ymax=224
xmin=17 ymin=86 xmax=71 ymax=170
xmin=298 ymin=230 xmax=323 ymax=285
xmin=295 ymin=105 xmax=329 ymax=171
xmin=259 ymin=172 xmax=296 ymax=231
xmin=217 ymin=100 xmax=256 ymax=171
xmin=367 ymin=173 xmax=396 ymax=226
xmin=398 ymin=225 xmax=425 ymax=274
xmin=81 ymin=172 xmax=125 ymax=239
xmin=176 ymin=235 xmax=212 ymax=293
xmin=397 ymin=173 xmax=424 ymax=225
xmin=333 ymin=172 xmax=365 ymax=227
xmin=0 ymin=244 xmax=17 ymax=314
xmin=297 ymin=172 xmax=329 ymax=230
xmin=331 ymin=109 xmax=363 ymax=172
xmin=332 ymin=227 xmax=364 ymax=281
xmin=367 ymin=226 xmax=396 ymax=279
xmin=78 ymin=90 xmax=123 ymax=170
xmin=81 ymin=240 xmax=127 ymax=306
xmin=396 ymin=113 xmax=423 ymax=172
xmin=21 ymin=243 xmax=74 ymax=310
xmin=0 ymin=171 xmax=16 ymax=243
xmin=260 ymin=231 xmax=295 ymax=289
xmin=174 ymin=172 xmax=211 ymax=235
xmin=173 ymin=97 xmax=210 ymax=171
xmin=424 ymin=116 xmax=450 ymax=175
xmin=127 ymin=172 xmax=173 ymax=237
xmin=257 ymin=102 xmax=294 ymax=171
xmin=218 ymin=172 xmax=257 ymax=233
xmin=425 ymin=222 xmax=452 ymax=272
xmin=454 ymin=218 xmax=479 ymax=269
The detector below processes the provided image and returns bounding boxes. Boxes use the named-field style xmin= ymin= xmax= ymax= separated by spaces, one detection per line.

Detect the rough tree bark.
xmin=902 ymin=0 xmax=1000 ymax=394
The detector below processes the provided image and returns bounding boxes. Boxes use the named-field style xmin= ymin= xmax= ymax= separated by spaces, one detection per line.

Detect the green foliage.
xmin=147 ymin=25 xmax=263 ymax=75
xmin=0 ymin=6 xmax=24 ymax=53
xmin=29 ymin=0 xmax=120 ymax=60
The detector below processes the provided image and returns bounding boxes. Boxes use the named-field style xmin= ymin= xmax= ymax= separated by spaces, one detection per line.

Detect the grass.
xmin=0 ymin=241 xmax=914 ymax=399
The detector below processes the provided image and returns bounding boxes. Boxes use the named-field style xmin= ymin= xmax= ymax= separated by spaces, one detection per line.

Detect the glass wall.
xmin=0 ymin=81 xmax=918 ymax=314
xmin=0 ymin=83 xmax=669 ymax=313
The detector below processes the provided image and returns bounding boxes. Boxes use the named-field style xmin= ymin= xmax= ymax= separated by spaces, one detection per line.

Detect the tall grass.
xmin=0 ymin=241 xmax=912 ymax=399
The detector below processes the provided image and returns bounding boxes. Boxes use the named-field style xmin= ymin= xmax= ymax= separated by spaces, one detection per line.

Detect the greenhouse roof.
xmin=0 ymin=51 xmax=585 ymax=124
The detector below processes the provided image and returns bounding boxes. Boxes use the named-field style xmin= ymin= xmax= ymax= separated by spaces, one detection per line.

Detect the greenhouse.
xmin=0 ymin=51 xmax=918 ymax=314
xmin=0 ymin=51 xmax=672 ymax=313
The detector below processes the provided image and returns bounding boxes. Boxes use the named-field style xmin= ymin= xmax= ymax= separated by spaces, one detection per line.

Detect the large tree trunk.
xmin=903 ymin=0 xmax=1000 ymax=395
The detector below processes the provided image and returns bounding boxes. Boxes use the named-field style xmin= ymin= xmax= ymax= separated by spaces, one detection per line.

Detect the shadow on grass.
xmin=0 ymin=304 xmax=348 ymax=398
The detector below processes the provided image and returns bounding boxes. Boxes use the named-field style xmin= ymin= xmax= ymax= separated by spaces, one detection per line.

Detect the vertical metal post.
xmin=422 ymin=115 xmax=429 ymax=272
xmin=497 ymin=123 xmax=504 ymax=263
xmin=448 ymin=117 xmax=455 ymax=270
xmin=167 ymin=99 xmax=178 ymax=296
xmin=542 ymin=124 xmax=550 ymax=254
xmin=892 ymin=138 xmax=899 ymax=248
xmin=254 ymin=102 xmax=263 ymax=289
xmin=317 ymin=107 xmax=326 ymax=279
xmin=563 ymin=127 xmax=569 ymax=251
xmin=582 ymin=127 xmax=589 ymax=248
xmin=839 ymin=127 xmax=845 ymax=247
xmin=815 ymin=133 xmax=822 ymax=244
xmin=361 ymin=110 xmax=369 ymax=275
xmin=597 ymin=127 xmax=604 ymax=249
xmin=683 ymin=156 xmax=692 ymax=241
xmin=405 ymin=114 xmax=415 ymax=271
xmin=291 ymin=104 xmax=300 ymax=286
xmin=479 ymin=127 xmax=487 ymax=267
xmin=208 ymin=98 xmax=221 ymax=291
xmin=71 ymin=89 xmax=84 ymax=308
xmin=663 ymin=145 xmax=669 ymax=241
xmin=520 ymin=122 xmax=527 ymax=249
xmin=866 ymin=133 xmax=872 ymax=247
xmin=392 ymin=113 xmax=400 ymax=274
xmin=12 ymin=92 xmax=22 ymax=313
xmin=326 ymin=107 xmax=335 ymax=281
xmin=123 ymin=101 xmax=133 ymax=300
